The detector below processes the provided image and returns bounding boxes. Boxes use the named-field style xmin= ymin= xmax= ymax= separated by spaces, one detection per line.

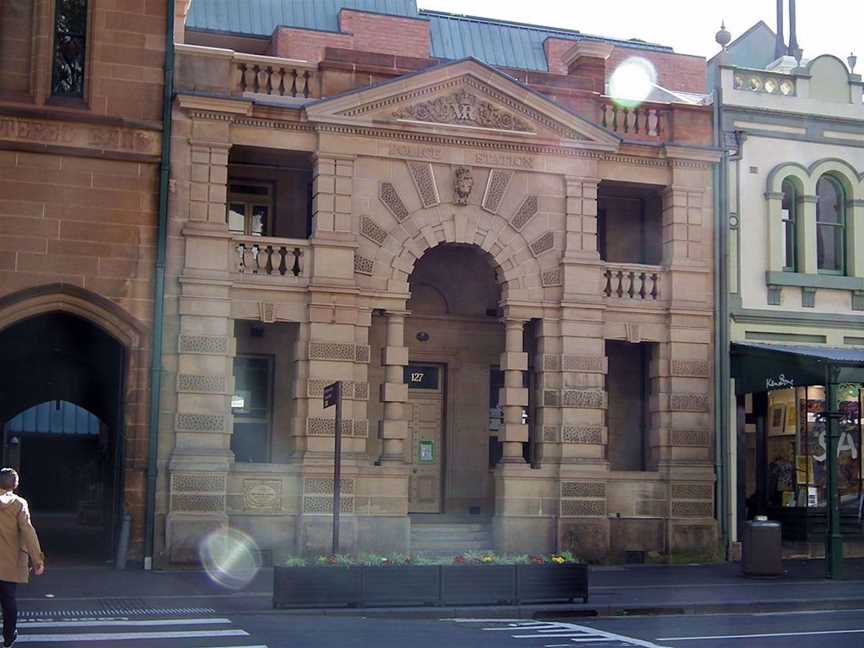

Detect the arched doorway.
xmin=0 ymin=312 xmax=125 ymax=565
xmin=404 ymin=244 xmax=505 ymax=516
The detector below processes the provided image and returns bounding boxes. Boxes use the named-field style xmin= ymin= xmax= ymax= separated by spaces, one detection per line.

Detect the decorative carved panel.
xmin=670 ymin=360 xmax=710 ymax=378
xmin=543 ymin=426 xmax=559 ymax=442
xmin=360 ymin=216 xmax=388 ymax=245
xmin=171 ymin=494 xmax=225 ymax=512
xmin=562 ymin=355 xmax=606 ymax=373
xmin=562 ymin=390 xmax=606 ymax=409
xmin=672 ymin=484 xmax=714 ymax=500
xmin=243 ymin=479 xmax=282 ymax=512
xmin=308 ymin=342 xmax=356 ymax=361
xmin=354 ymin=254 xmax=374 ymax=276
xmin=670 ymin=393 xmax=709 ymax=412
xmin=355 ymin=345 xmax=371 ymax=363
xmin=511 ymin=195 xmax=539 ymax=230
xmin=379 ymin=182 xmax=409 ymax=222
xmin=177 ymin=374 xmax=226 ymax=394
xmin=543 ymin=354 xmax=562 ymax=371
xmin=561 ymin=425 xmax=604 ymax=444
xmin=541 ymin=268 xmax=563 ymax=287
xmin=481 ymin=169 xmax=512 ymax=213
xmin=392 ymin=89 xmax=532 ymax=132
xmin=529 ymin=232 xmax=555 ymax=257
xmin=178 ymin=335 xmax=228 ymax=355
xmin=172 ymin=474 xmax=226 ymax=493
xmin=671 ymin=501 xmax=714 ymax=517
xmin=407 ymin=161 xmax=439 ymax=208
xmin=671 ymin=429 xmax=709 ymax=446
xmin=175 ymin=414 xmax=225 ymax=432
xmin=543 ymin=390 xmax=561 ymax=406
xmin=560 ymin=499 xmax=606 ymax=517
xmin=561 ymin=481 xmax=606 ymax=498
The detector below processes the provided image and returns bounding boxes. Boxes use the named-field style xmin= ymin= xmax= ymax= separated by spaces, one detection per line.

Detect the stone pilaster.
xmin=563 ymin=177 xmax=600 ymax=259
xmin=764 ymin=191 xmax=785 ymax=273
xmin=188 ymin=140 xmax=230 ymax=226
xmin=534 ymin=318 xmax=562 ymax=465
xmin=380 ymin=311 xmax=409 ymax=463
xmin=850 ymin=199 xmax=864 ymax=278
xmin=661 ymin=186 xmax=700 ymax=265
xmin=499 ymin=319 xmax=529 ymax=463
xmin=798 ymin=195 xmax=818 ymax=275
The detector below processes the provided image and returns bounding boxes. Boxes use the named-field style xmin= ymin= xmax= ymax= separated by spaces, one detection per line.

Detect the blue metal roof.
xmin=186 ymin=1 xmax=674 ymax=72
xmin=187 ymin=0 xmax=420 ymax=36
xmin=424 ymin=11 xmax=672 ymax=72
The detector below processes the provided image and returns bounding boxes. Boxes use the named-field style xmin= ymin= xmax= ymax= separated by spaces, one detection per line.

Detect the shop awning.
xmin=731 ymin=342 xmax=864 ymax=395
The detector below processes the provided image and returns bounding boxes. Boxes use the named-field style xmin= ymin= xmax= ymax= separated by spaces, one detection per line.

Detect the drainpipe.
xmin=712 ymin=58 xmax=731 ymax=558
xmin=144 ymin=1 xmax=176 ymax=571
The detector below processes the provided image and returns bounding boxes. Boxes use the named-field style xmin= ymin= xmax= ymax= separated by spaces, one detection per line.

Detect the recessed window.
xmin=231 ymin=355 xmax=273 ymax=463
xmin=816 ymin=176 xmax=846 ymax=274
xmin=227 ymin=182 xmax=272 ymax=236
xmin=780 ymin=179 xmax=797 ymax=272
xmin=51 ymin=0 xmax=87 ymax=98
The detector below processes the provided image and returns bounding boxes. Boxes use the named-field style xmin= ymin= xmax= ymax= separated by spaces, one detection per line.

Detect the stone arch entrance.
xmin=0 ymin=286 xmax=148 ymax=564
xmin=403 ymin=243 xmax=505 ymax=516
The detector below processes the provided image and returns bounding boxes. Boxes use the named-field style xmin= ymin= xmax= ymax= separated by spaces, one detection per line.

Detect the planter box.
xmin=516 ymin=563 xmax=589 ymax=603
xmin=440 ymin=565 xmax=516 ymax=605
xmin=273 ymin=563 xmax=589 ymax=608
xmin=273 ymin=566 xmax=362 ymax=608
xmin=362 ymin=566 xmax=440 ymax=606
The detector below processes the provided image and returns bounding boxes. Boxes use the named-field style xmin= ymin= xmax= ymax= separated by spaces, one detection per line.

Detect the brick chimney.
xmin=562 ymin=41 xmax=614 ymax=93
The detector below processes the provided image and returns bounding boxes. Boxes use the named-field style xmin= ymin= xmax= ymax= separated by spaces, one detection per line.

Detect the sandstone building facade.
xmin=169 ymin=0 xmax=719 ymax=565
xmin=0 ymin=0 xmax=167 ymax=563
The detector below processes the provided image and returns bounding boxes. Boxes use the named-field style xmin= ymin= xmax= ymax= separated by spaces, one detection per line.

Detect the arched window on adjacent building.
xmin=816 ymin=175 xmax=846 ymax=274
xmin=781 ymin=178 xmax=798 ymax=272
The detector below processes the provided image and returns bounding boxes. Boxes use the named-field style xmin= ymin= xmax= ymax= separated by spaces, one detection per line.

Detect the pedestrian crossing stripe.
xmin=448 ymin=619 xmax=672 ymax=648
xmin=6 ymin=616 xmax=268 ymax=646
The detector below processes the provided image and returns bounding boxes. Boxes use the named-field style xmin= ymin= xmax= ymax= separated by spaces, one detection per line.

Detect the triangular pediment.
xmin=305 ymin=59 xmax=620 ymax=150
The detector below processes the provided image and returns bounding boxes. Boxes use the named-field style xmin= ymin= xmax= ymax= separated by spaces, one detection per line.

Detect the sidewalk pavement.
xmin=16 ymin=558 xmax=864 ymax=619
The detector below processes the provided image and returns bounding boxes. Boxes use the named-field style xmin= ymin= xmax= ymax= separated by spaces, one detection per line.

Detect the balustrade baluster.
xmin=638 ymin=272 xmax=646 ymax=299
xmin=614 ymin=270 xmax=622 ymax=297
xmin=291 ymin=247 xmax=303 ymax=276
xmin=626 ymin=109 xmax=636 ymax=133
xmin=603 ymin=269 xmax=611 ymax=297
xmin=648 ymin=109 xmax=659 ymax=137
xmin=650 ymin=273 xmax=659 ymax=299
xmin=602 ymin=104 xmax=613 ymax=130
xmin=625 ymin=271 xmax=635 ymax=298
xmin=236 ymin=243 xmax=246 ymax=272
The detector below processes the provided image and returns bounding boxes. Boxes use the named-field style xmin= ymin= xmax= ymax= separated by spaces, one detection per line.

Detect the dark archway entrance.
xmin=0 ymin=313 xmax=125 ymax=565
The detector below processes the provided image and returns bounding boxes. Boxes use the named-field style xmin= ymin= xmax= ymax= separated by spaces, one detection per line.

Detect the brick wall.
xmin=0 ymin=151 xmax=157 ymax=324
xmin=273 ymin=9 xmax=430 ymax=63
xmin=545 ymin=38 xmax=707 ymax=95
xmin=338 ymin=10 xmax=430 ymax=59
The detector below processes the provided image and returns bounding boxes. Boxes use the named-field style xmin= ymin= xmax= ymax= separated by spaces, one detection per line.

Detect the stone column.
xmin=380 ymin=311 xmax=409 ymax=463
xmin=499 ymin=319 xmax=529 ymax=463
xmin=764 ymin=191 xmax=785 ymax=273
xmin=850 ymin=198 xmax=864 ymax=280
xmin=798 ymin=196 xmax=818 ymax=275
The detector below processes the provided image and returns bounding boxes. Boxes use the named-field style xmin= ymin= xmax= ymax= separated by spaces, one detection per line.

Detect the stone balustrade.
xmin=233 ymin=53 xmax=319 ymax=99
xmin=601 ymin=103 xmax=663 ymax=138
xmin=602 ymin=264 xmax=662 ymax=301
xmin=233 ymin=235 xmax=310 ymax=279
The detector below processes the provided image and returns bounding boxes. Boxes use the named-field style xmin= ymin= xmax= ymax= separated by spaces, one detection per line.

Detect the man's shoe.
xmin=3 ymin=629 xmax=17 ymax=647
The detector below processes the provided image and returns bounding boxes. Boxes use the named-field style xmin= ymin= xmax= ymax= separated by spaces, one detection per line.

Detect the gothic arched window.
xmin=51 ymin=0 xmax=88 ymax=98
xmin=816 ymin=175 xmax=846 ymax=274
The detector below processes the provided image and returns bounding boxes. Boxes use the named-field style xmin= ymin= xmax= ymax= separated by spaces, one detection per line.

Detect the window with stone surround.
xmin=231 ymin=355 xmax=273 ymax=463
xmin=597 ymin=182 xmax=663 ymax=265
xmin=51 ymin=0 xmax=88 ymax=98
xmin=606 ymin=340 xmax=655 ymax=472
xmin=816 ymin=175 xmax=846 ymax=275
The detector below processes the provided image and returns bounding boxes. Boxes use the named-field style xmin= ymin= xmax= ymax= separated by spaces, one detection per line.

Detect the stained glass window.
xmin=51 ymin=0 xmax=87 ymax=98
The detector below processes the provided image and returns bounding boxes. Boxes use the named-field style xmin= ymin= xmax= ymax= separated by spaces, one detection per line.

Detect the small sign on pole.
xmin=323 ymin=381 xmax=342 ymax=555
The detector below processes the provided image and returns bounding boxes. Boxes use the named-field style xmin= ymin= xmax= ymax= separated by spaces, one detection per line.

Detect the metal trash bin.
xmin=742 ymin=517 xmax=783 ymax=577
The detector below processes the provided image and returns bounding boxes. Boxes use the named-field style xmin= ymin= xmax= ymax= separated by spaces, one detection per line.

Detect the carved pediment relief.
xmin=305 ymin=59 xmax=620 ymax=150
xmin=392 ymin=88 xmax=532 ymax=133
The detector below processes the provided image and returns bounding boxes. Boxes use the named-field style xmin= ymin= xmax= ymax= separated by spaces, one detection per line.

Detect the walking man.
xmin=0 ymin=468 xmax=44 ymax=647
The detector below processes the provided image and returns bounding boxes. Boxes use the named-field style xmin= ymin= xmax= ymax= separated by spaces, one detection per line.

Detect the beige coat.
xmin=0 ymin=492 xmax=43 ymax=583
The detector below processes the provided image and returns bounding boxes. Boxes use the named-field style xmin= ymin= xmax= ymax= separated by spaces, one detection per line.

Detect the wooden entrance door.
xmin=406 ymin=364 xmax=445 ymax=513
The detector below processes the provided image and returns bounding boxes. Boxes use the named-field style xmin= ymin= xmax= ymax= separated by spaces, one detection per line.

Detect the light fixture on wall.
xmin=416 ymin=331 xmax=430 ymax=342
xmin=849 ymin=53 xmax=858 ymax=74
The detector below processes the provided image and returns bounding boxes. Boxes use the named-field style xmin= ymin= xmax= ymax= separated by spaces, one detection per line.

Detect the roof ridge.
xmin=419 ymin=8 xmax=674 ymax=52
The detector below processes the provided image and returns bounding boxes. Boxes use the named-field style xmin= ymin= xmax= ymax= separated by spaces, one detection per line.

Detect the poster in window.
xmin=767 ymin=404 xmax=786 ymax=437
xmin=419 ymin=439 xmax=434 ymax=463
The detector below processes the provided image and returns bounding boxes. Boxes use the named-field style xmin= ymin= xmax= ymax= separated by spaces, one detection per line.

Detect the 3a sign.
xmin=323 ymin=382 xmax=341 ymax=408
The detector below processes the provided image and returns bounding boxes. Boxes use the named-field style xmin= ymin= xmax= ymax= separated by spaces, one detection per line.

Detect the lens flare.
xmin=199 ymin=527 xmax=262 ymax=590
xmin=608 ymin=57 xmax=657 ymax=108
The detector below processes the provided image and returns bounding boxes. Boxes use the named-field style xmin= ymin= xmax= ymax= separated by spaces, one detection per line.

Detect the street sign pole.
xmin=824 ymin=366 xmax=843 ymax=579
xmin=323 ymin=381 xmax=343 ymax=556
